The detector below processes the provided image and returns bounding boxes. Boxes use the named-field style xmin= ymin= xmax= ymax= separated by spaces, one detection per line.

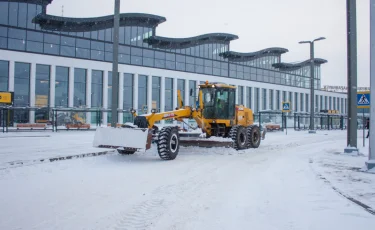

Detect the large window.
xmin=55 ymin=66 xmax=69 ymax=107
xmin=165 ymin=78 xmax=173 ymax=112
xmin=91 ymin=70 xmax=103 ymax=108
xmin=35 ymin=64 xmax=50 ymax=107
xmin=254 ymin=88 xmax=260 ymax=113
xmin=35 ymin=64 xmax=50 ymax=122
xmin=262 ymin=88 xmax=267 ymax=110
xmin=177 ymin=79 xmax=185 ymax=105
xmin=300 ymin=93 xmax=304 ymax=112
xmin=138 ymin=75 xmax=147 ymax=114
xmin=152 ymin=76 xmax=161 ymax=112
xmin=108 ymin=71 xmax=119 ymax=107
xmin=269 ymin=89 xmax=274 ymax=110
xmin=238 ymin=86 xmax=244 ymax=105
xmin=0 ymin=2 xmax=9 ymax=25
xmin=246 ymin=87 xmax=252 ymax=109
xmin=14 ymin=62 xmax=30 ymax=123
xmin=276 ymin=90 xmax=280 ymax=110
xmin=123 ymin=73 xmax=133 ymax=122
xmin=0 ymin=60 xmax=9 ymax=91
xmin=189 ymin=80 xmax=196 ymax=107
xmin=294 ymin=92 xmax=298 ymax=111
xmin=306 ymin=94 xmax=309 ymax=112
xmin=73 ymin=68 xmax=86 ymax=107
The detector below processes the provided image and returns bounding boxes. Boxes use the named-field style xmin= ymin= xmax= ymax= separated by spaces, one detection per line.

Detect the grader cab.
xmin=93 ymin=81 xmax=261 ymax=160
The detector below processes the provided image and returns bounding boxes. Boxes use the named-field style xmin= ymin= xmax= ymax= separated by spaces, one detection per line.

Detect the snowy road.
xmin=0 ymin=130 xmax=374 ymax=229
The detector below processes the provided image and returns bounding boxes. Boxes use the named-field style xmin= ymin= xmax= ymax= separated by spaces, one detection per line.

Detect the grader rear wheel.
xmin=247 ymin=125 xmax=261 ymax=148
xmin=229 ymin=125 xmax=248 ymax=150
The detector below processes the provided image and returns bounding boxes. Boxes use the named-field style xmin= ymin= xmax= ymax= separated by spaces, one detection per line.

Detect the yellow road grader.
xmin=93 ymin=81 xmax=261 ymax=160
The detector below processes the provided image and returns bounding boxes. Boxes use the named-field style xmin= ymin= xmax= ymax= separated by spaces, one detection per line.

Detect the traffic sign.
xmin=357 ymin=91 xmax=370 ymax=109
xmin=0 ymin=91 xmax=13 ymax=105
xmin=282 ymin=101 xmax=291 ymax=112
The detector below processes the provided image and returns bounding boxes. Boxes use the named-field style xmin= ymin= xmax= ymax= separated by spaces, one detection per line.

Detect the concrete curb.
xmin=1 ymin=150 xmax=116 ymax=170
xmin=317 ymin=173 xmax=375 ymax=216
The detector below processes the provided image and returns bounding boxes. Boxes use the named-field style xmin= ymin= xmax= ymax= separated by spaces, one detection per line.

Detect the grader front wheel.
xmin=157 ymin=126 xmax=180 ymax=160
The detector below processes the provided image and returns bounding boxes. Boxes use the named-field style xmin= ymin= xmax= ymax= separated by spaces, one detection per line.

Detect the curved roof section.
xmin=33 ymin=13 xmax=166 ymax=32
xmin=11 ymin=0 xmax=53 ymax=5
xmin=220 ymin=47 xmax=288 ymax=61
xmin=272 ymin=58 xmax=327 ymax=71
xmin=145 ymin=33 xmax=239 ymax=49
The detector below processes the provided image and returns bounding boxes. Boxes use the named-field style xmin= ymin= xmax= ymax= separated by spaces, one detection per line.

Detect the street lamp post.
xmin=111 ymin=0 xmax=120 ymax=127
xmin=299 ymin=37 xmax=326 ymax=133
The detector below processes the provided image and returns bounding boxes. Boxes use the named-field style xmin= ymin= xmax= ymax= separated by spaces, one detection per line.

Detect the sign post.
xmin=357 ymin=91 xmax=370 ymax=148
xmin=282 ymin=101 xmax=291 ymax=135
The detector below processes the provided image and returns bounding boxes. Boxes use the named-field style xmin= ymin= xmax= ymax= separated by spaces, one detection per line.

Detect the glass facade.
xmin=0 ymin=60 xmax=9 ymax=91
xmin=123 ymin=73 xmax=133 ymax=122
xmin=177 ymin=79 xmax=185 ymax=104
xmin=91 ymin=70 xmax=103 ymax=108
xmin=254 ymin=88 xmax=259 ymax=113
xmin=276 ymin=90 xmax=280 ymax=110
xmin=14 ymin=62 xmax=30 ymax=123
xmin=152 ymin=76 xmax=161 ymax=112
xmin=73 ymin=68 xmax=86 ymax=107
xmin=189 ymin=80 xmax=196 ymax=107
xmin=305 ymin=94 xmax=309 ymax=112
xmin=165 ymin=77 xmax=173 ymax=111
xmin=35 ymin=64 xmax=50 ymax=121
xmin=55 ymin=66 xmax=69 ymax=107
xmin=138 ymin=75 xmax=147 ymax=114
xmin=0 ymin=0 xmax=323 ymax=90
xmin=262 ymin=88 xmax=267 ymax=110
xmin=238 ymin=86 xmax=243 ymax=105
xmin=269 ymin=89 xmax=273 ymax=110
xmin=246 ymin=87 xmax=252 ymax=109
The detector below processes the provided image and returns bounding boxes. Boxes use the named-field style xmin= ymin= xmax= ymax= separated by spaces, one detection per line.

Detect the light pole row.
xmin=299 ymin=37 xmax=326 ymax=133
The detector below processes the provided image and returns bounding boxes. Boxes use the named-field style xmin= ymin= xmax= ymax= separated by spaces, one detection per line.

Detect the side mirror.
xmin=189 ymin=88 xmax=193 ymax=96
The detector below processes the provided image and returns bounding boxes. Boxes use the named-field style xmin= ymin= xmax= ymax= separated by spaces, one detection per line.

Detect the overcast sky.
xmin=47 ymin=0 xmax=370 ymax=87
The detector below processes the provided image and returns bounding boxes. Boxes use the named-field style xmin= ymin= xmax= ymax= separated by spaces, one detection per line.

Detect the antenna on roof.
xmin=61 ymin=5 xmax=64 ymax=17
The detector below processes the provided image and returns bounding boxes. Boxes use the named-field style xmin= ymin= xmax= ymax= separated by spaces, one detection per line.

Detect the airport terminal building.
xmin=0 ymin=0 xmax=347 ymax=125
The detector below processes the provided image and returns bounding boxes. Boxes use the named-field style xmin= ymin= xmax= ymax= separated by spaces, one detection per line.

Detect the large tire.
xmin=157 ymin=126 xmax=180 ymax=160
xmin=134 ymin=116 xmax=148 ymax=128
xmin=229 ymin=125 xmax=248 ymax=150
xmin=247 ymin=125 xmax=261 ymax=148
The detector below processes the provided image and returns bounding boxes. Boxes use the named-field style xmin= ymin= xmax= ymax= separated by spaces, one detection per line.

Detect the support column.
xmin=102 ymin=70 xmax=108 ymax=126
xmin=8 ymin=61 xmax=14 ymax=92
xmin=49 ymin=65 xmax=56 ymax=108
xmin=147 ymin=75 xmax=152 ymax=113
xmin=68 ymin=67 xmax=74 ymax=107
xmin=367 ymin=0 xmax=375 ymax=169
xmin=29 ymin=63 xmax=36 ymax=123
xmin=86 ymin=69 xmax=92 ymax=124
xmin=172 ymin=78 xmax=178 ymax=124
xmin=118 ymin=72 xmax=124 ymax=124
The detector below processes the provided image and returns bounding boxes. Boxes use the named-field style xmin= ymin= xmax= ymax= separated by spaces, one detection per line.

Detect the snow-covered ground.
xmin=0 ymin=129 xmax=374 ymax=229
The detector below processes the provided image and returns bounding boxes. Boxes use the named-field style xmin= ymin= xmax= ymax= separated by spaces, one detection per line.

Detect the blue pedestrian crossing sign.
xmin=357 ymin=91 xmax=370 ymax=109
xmin=282 ymin=101 xmax=291 ymax=112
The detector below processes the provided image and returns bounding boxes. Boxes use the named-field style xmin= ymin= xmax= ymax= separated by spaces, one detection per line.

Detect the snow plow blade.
xmin=93 ymin=127 xmax=152 ymax=151
xmin=179 ymin=137 xmax=233 ymax=148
